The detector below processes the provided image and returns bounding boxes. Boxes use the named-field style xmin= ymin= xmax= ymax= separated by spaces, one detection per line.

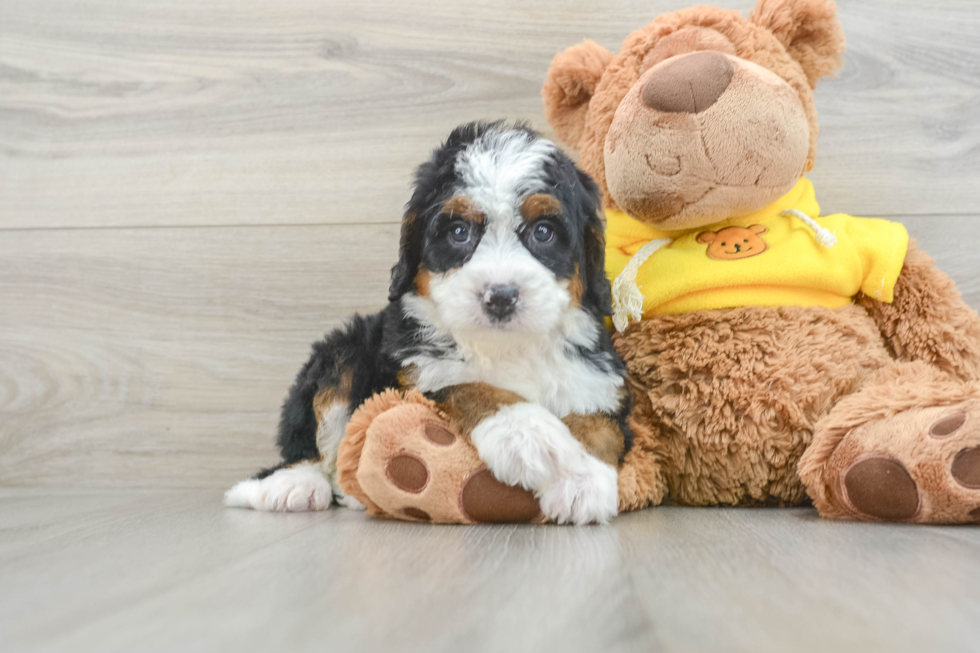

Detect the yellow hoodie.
xmin=605 ymin=178 xmax=909 ymax=329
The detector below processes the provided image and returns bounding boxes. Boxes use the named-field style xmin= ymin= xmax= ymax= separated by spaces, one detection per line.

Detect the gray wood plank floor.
xmin=2 ymin=489 xmax=978 ymax=653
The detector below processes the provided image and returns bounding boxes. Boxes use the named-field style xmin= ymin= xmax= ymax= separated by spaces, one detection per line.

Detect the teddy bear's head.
xmin=542 ymin=0 xmax=845 ymax=231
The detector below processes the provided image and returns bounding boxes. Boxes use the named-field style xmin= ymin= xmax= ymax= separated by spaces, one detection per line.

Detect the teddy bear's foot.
xmin=338 ymin=390 xmax=546 ymax=524
xmin=800 ymin=363 xmax=980 ymax=523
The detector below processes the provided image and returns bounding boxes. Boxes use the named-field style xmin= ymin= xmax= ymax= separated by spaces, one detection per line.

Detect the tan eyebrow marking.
xmin=520 ymin=193 xmax=562 ymax=222
xmin=442 ymin=195 xmax=485 ymax=224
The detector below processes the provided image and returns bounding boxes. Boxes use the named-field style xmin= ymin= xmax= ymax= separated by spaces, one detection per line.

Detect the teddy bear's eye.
xmin=744 ymin=239 xmax=749 ymax=243
xmin=721 ymin=242 xmax=726 ymax=246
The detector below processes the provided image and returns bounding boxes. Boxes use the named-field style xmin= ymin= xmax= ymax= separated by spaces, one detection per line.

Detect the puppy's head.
xmin=390 ymin=121 xmax=610 ymax=337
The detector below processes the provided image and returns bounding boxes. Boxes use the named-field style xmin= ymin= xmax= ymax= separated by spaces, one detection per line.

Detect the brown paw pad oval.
xmin=460 ymin=469 xmax=541 ymax=524
xmin=969 ymin=507 xmax=980 ymax=523
xmin=423 ymin=422 xmax=456 ymax=446
xmin=952 ymin=446 xmax=980 ymax=489
xmin=386 ymin=455 xmax=428 ymax=493
xmin=402 ymin=507 xmax=431 ymax=522
xmin=930 ymin=412 xmax=967 ymax=438
xmin=844 ymin=457 xmax=920 ymax=521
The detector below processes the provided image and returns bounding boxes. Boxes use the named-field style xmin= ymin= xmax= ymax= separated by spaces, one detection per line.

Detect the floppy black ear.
xmin=582 ymin=216 xmax=612 ymax=317
xmin=576 ymin=170 xmax=613 ymax=317
xmin=388 ymin=212 xmax=424 ymax=302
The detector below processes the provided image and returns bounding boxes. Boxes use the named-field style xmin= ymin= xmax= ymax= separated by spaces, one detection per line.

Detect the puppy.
xmin=225 ymin=121 xmax=633 ymax=524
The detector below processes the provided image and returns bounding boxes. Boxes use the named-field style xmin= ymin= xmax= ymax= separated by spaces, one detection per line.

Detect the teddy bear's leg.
xmin=338 ymin=390 xmax=545 ymax=524
xmin=858 ymin=240 xmax=980 ymax=383
xmin=799 ymin=362 xmax=980 ymax=523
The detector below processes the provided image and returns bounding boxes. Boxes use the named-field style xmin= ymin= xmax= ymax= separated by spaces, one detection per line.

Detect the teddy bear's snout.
xmin=641 ymin=50 xmax=734 ymax=114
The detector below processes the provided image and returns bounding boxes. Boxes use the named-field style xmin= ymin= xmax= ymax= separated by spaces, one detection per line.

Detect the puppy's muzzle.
xmin=482 ymin=284 xmax=520 ymax=322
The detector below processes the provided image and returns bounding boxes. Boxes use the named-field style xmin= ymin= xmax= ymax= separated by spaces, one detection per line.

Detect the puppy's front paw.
xmin=470 ymin=403 xmax=571 ymax=491
xmin=540 ymin=457 xmax=618 ymax=525
xmin=224 ymin=463 xmax=334 ymax=512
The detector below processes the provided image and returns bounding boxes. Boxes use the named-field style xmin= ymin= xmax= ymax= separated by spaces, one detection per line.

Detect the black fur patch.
xmin=269 ymin=310 xmax=401 ymax=470
xmin=423 ymin=211 xmax=485 ymax=274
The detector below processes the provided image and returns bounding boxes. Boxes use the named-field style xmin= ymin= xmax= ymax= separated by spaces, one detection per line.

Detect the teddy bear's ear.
xmin=542 ymin=40 xmax=614 ymax=148
xmin=696 ymin=231 xmax=718 ymax=244
xmin=750 ymin=0 xmax=845 ymax=88
xmin=750 ymin=224 xmax=769 ymax=235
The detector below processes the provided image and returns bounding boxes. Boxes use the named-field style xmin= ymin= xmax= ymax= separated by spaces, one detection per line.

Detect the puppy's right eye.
xmin=448 ymin=221 xmax=471 ymax=244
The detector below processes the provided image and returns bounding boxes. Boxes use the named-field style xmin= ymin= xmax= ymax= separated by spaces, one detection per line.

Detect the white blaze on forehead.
xmin=455 ymin=129 xmax=556 ymax=241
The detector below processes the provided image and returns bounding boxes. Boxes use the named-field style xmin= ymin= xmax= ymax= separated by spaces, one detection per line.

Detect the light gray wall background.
xmin=2 ymin=0 xmax=979 ymax=489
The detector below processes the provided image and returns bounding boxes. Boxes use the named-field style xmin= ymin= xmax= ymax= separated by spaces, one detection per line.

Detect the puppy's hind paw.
xmin=224 ymin=463 xmax=334 ymax=512
xmin=540 ymin=458 xmax=618 ymax=525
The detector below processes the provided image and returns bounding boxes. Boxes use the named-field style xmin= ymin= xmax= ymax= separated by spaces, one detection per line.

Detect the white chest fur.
xmin=404 ymin=335 xmax=623 ymax=418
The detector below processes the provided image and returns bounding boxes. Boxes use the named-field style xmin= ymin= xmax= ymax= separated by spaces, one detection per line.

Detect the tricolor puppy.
xmin=225 ymin=121 xmax=632 ymax=524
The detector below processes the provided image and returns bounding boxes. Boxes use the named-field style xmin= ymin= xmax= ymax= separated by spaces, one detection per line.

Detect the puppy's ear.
xmin=576 ymin=169 xmax=613 ymax=317
xmin=542 ymin=40 xmax=614 ymax=148
xmin=388 ymin=212 xmax=423 ymax=302
xmin=750 ymin=0 xmax=845 ymax=88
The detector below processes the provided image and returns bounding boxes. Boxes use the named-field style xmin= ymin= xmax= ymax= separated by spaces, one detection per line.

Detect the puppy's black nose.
xmin=482 ymin=285 xmax=520 ymax=321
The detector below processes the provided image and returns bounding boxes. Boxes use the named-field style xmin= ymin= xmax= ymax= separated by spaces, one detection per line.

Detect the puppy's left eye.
xmin=448 ymin=221 xmax=471 ymax=244
xmin=531 ymin=221 xmax=555 ymax=244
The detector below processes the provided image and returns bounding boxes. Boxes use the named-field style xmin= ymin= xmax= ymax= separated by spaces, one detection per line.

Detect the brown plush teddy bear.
xmin=540 ymin=0 xmax=980 ymax=523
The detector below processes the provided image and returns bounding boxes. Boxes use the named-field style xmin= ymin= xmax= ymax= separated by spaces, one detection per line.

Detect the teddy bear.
xmin=538 ymin=0 xmax=980 ymax=522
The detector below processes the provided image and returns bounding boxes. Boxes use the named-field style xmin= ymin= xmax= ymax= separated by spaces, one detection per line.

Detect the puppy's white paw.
xmin=539 ymin=457 xmax=618 ymax=525
xmin=224 ymin=463 xmax=334 ymax=512
xmin=471 ymin=403 xmax=571 ymax=491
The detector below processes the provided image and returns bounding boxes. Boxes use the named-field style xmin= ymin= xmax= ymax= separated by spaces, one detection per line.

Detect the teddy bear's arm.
xmin=857 ymin=239 xmax=980 ymax=382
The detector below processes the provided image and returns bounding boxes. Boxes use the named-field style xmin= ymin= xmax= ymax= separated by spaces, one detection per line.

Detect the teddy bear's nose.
xmin=641 ymin=50 xmax=735 ymax=114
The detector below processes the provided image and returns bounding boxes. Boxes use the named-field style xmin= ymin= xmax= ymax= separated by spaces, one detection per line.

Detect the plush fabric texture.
xmin=602 ymin=50 xmax=811 ymax=227
xmin=605 ymin=177 xmax=909 ymax=316
xmin=857 ymin=243 xmax=980 ymax=384
xmin=543 ymin=0 xmax=980 ymax=522
xmin=614 ymin=303 xmax=892 ymax=507
xmin=542 ymin=0 xmax=846 ymax=226
xmin=338 ymin=389 xmax=545 ymax=524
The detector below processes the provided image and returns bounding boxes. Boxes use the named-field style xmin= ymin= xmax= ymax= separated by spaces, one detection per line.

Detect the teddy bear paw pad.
xmin=824 ymin=404 xmax=980 ymax=523
xmin=385 ymin=454 xmax=429 ymax=493
xmin=423 ymin=422 xmax=456 ymax=446
xmin=930 ymin=412 xmax=967 ymax=438
xmin=459 ymin=469 xmax=542 ymax=524
xmin=401 ymin=507 xmax=432 ymax=522
xmin=951 ymin=446 xmax=980 ymax=489
xmin=843 ymin=457 xmax=920 ymax=521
